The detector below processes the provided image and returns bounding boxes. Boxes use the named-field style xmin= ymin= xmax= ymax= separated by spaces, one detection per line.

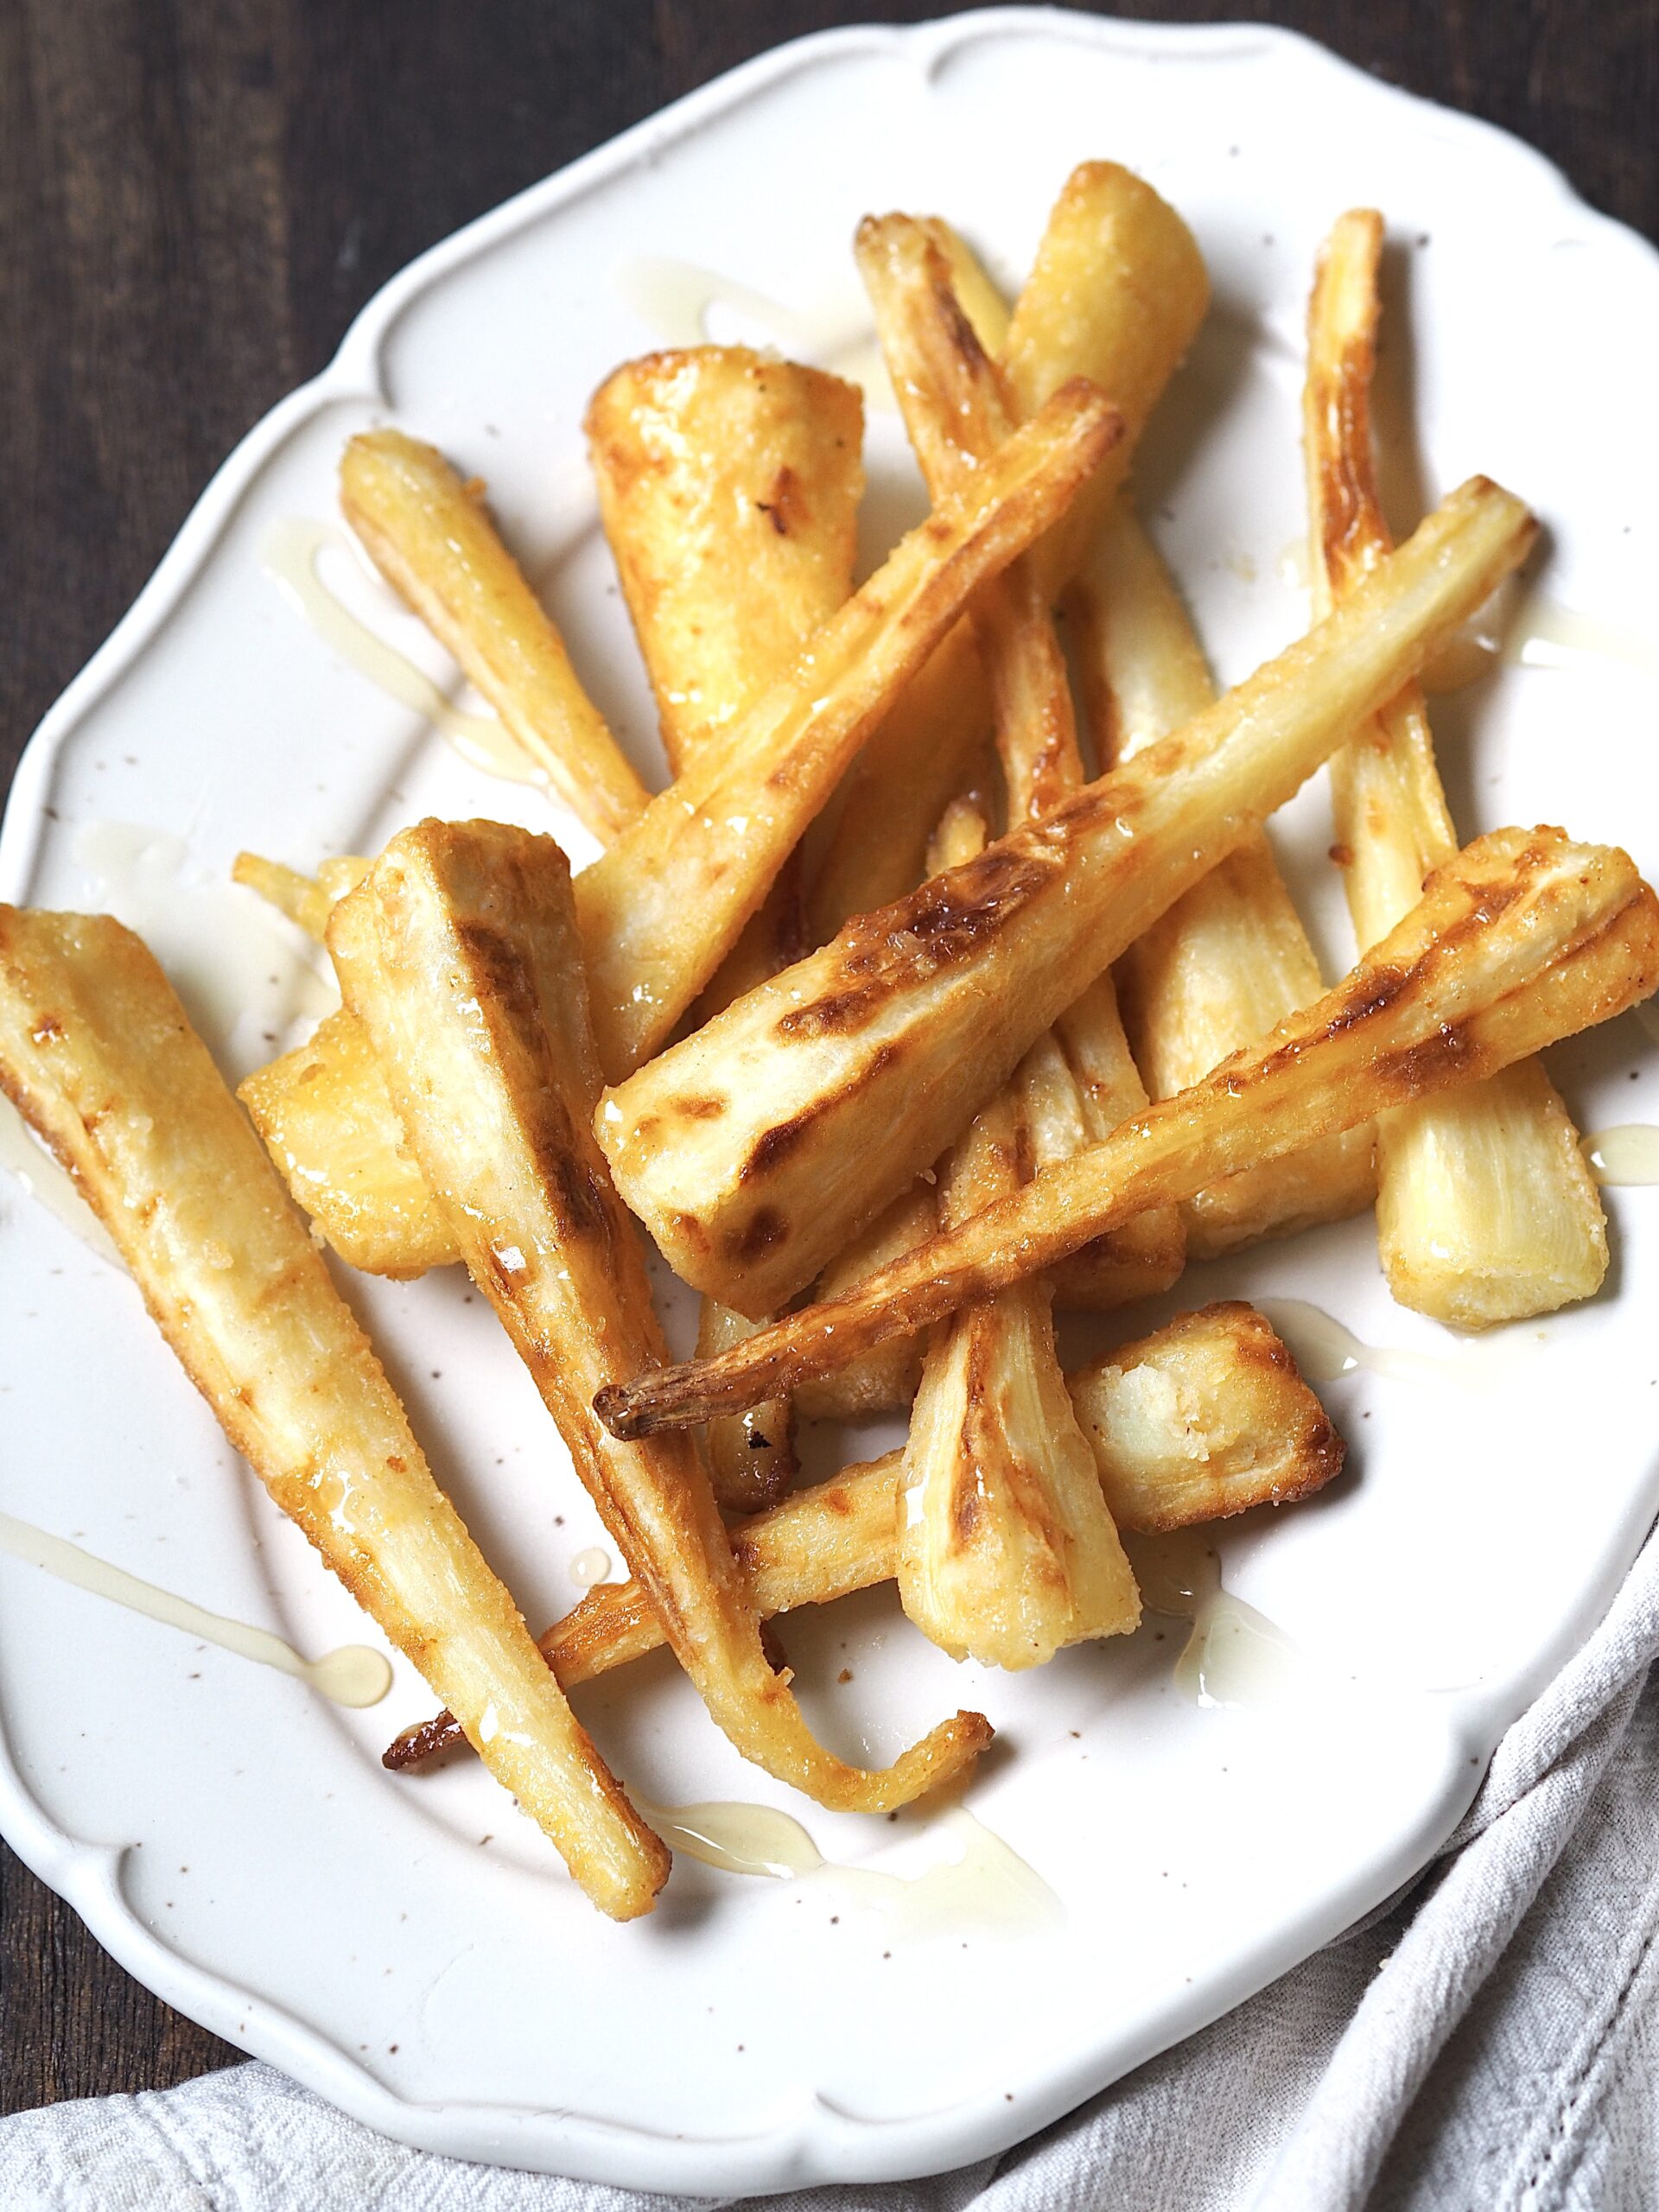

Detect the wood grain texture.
xmin=1 ymin=0 xmax=1655 ymax=2117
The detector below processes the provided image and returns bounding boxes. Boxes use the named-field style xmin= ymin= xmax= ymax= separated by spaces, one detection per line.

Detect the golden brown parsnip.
xmin=855 ymin=229 xmax=1158 ymax=1665
xmin=1074 ymin=505 xmax=1376 ymax=1255
xmin=1002 ymin=159 xmax=1210 ymax=592
xmin=330 ymin=820 xmax=990 ymax=1813
xmin=238 ymin=1007 xmax=459 ymax=1279
xmin=598 ymin=476 xmax=1536 ymax=1316
xmin=588 ymin=346 xmax=872 ymax=1507
xmin=388 ymin=1299 xmax=1343 ymax=1768
xmin=586 ymin=348 xmax=864 ymax=774
xmin=575 ymin=378 xmax=1122 ymax=1078
xmin=806 ymin=163 xmax=1205 ymax=944
xmin=0 ymin=906 xmax=666 ymax=1919
xmin=596 ymin=826 xmax=1659 ymax=1433
xmin=1305 ymin=209 xmax=1605 ymax=1325
xmin=856 ymin=210 xmax=1183 ymax=1306
xmin=340 ymin=430 xmax=649 ymax=844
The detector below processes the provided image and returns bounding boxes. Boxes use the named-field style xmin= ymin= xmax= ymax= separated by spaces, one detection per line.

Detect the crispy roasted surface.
xmin=1070 ymin=1302 xmax=1344 ymax=1531
xmin=586 ymin=347 xmax=864 ymax=774
xmin=238 ymin=1006 xmax=459 ymax=1278
xmin=575 ymin=378 xmax=1122 ymax=1079
xmin=330 ymin=820 xmax=990 ymax=1812
xmin=340 ymin=429 xmax=649 ymax=845
xmin=390 ymin=1300 xmax=1342 ymax=1766
xmin=0 ymin=906 xmax=666 ymax=1919
xmin=899 ymin=1080 xmax=1141 ymax=1669
xmin=1305 ymin=208 xmax=1606 ymax=1325
xmin=1001 ymin=159 xmax=1210 ymax=594
xmin=1075 ymin=503 xmax=1376 ymax=1256
xmin=596 ymin=826 xmax=1659 ymax=1433
xmin=598 ymin=476 xmax=1536 ymax=1317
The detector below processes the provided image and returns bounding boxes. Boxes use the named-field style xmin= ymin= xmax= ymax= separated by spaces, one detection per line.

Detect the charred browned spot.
xmin=755 ymin=466 xmax=803 ymax=537
xmin=950 ymin=1476 xmax=982 ymax=1544
xmin=454 ymin=919 xmax=544 ymax=1042
xmin=1385 ymin=1021 xmax=1474 ymax=1095
xmin=776 ymin=849 xmax=1058 ymax=1042
xmin=730 ymin=1535 xmax=760 ymax=1574
xmin=671 ymin=1095 xmax=727 ymax=1122
xmin=1329 ymin=842 xmax=1354 ymax=868
xmin=739 ymin=1044 xmax=898 ymax=1182
xmin=724 ymin=1206 xmax=787 ymax=1263
xmin=29 ymin=1014 xmax=63 ymax=1045
xmin=1321 ymin=963 xmax=1410 ymax=1036
xmin=670 ymin=1210 xmax=709 ymax=1256
xmin=386 ymin=1454 xmax=406 ymax=1472
xmin=822 ymin=1484 xmax=854 ymax=1517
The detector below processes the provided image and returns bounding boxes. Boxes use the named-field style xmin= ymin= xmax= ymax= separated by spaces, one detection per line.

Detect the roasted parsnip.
xmin=1074 ymin=505 xmax=1376 ymax=1255
xmin=340 ymin=431 xmax=649 ymax=845
xmin=585 ymin=348 xmax=864 ymax=775
xmin=1306 ymin=210 xmax=1606 ymax=1324
xmin=331 ymin=821 xmax=990 ymax=1812
xmin=238 ymin=1006 xmax=459 ymax=1279
xmin=588 ymin=346 xmax=869 ymax=1508
xmin=576 ymin=378 xmax=1122 ymax=1077
xmin=807 ymin=162 xmax=1206 ymax=945
xmin=1001 ymin=159 xmax=1211 ymax=594
xmin=0 ymin=906 xmax=666 ymax=1919
xmin=858 ymin=210 xmax=1183 ymax=1308
xmin=856 ymin=223 xmax=1152 ymax=1667
xmin=596 ymin=826 xmax=1659 ymax=1433
xmin=390 ymin=1300 xmax=1343 ymax=1768
xmin=599 ymin=476 xmax=1537 ymax=1315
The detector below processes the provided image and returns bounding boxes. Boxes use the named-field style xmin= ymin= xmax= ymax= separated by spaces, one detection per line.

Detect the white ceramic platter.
xmin=3 ymin=10 xmax=1658 ymax=2192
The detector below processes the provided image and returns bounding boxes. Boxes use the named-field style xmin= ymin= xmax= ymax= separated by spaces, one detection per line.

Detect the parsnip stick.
xmin=576 ymin=378 xmax=1122 ymax=1078
xmin=1074 ymin=505 xmax=1376 ymax=1255
xmin=856 ymin=222 xmax=1153 ymax=1666
xmin=1306 ymin=210 xmax=1606 ymax=1325
xmin=239 ymin=1005 xmax=459 ymax=1279
xmin=0 ymin=906 xmax=666 ymax=1919
xmin=858 ymin=209 xmax=1183 ymax=1309
xmin=588 ymin=346 xmax=868 ymax=1508
xmin=340 ymin=431 xmax=650 ymax=845
xmin=598 ymin=476 xmax=1536 ymax=1315
xmin=390 ymin=1300 xmax=1343 ymax=1768
xmin=596 ymin=826 xmax=1659 ymax=1433
xmin=1001 ymin=160 xmax=1210 ymax=594
xmin=806 ymin=163 xmax=1205 ymax=941
xmin=586 ymin=349 xmax=864 ymax=777
xmin=331 ymin=821 xmax=990 ymax=1812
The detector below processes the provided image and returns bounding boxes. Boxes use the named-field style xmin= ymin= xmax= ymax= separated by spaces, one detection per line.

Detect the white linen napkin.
xmin=6 ymin=1520 xmax=1659 ymax=2212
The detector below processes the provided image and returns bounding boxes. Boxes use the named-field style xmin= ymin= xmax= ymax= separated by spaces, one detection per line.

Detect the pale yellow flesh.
xmin=340 ymin=430 xmax=649 ymax=846
xmin=391 ymin=1299 xmax=1343 ymax=1765
xmin=0 ymin=906 xmax=665 ymax=1920
xmin=1074 ymin=504 xmax=1376 ymax=1256
xmin=598 ymin=477 xmax=1537 ymax=1319
xmin=575 ymin=378 xmax=1122 ymax=1079
xmin=1305 ymin=210 xmax=1605 ymax=1325
xmin=595 ymin=827 xmax=1659 ymax=1434
xmin=330 ymin=820 xmax=990 ymax=1814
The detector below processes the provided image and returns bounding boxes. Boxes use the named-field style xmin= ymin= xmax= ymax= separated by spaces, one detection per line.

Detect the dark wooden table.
xmin=3 ymin=0 xmax=1656 ymax=2120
